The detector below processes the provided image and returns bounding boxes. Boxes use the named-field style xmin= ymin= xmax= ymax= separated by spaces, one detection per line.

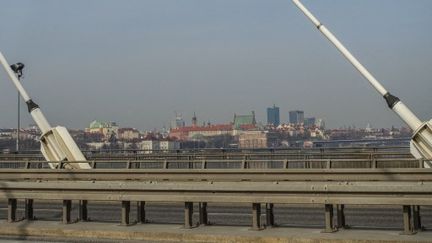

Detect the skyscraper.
xmin=172 ymin=112 xmax=185 ymax=128
xmin=304 ymin=117 xmax=316 ymax=128
xmin=289 ymin=110 xmax=304 ymax=124
xmin=267 ymin=105 xmax=280 ymax=126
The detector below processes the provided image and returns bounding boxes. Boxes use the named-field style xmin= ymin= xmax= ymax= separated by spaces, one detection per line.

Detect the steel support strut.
xmin=62 ymin=200 xmax=71 ymax=224
xmin=8 ymin=199 xmax=17 ymax=223
xmin=252 ymin=203 xmax=262 ymax=230
xmin=323 ymin=204 xmax=337 ymax=233
xmin=137 ymin=201 xmax=146 ymax=224
xmin=266 ymin=203 xmax=275 ymax=227
xmin=199 ymin=202 xmax=208 ymax=225
xmin=121 ymin=201 xmax=130 ymax=226
xmin=402 ymin=205 xmax=415 ymax=235
xmin=184 ymin=202 xmax=193 ymax=228
xmin=413 ymin=205 xmax=422 ymax=231
xmin=25 ymin=199 xmax=34 ymax=220
xmin=79 ymin=200 xmax=88 ymax=221
xmin=336 ymin=204 xmax=346 ymax=229
xmin=292 ymin=0 xmax=432 ymax=162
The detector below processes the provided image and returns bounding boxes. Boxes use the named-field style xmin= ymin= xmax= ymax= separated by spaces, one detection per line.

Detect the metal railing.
xmin=0 ymin=179 xmax=430 ymax=233
xmin=0 ymin=147 xmax=428 ymax=235
xmin=0 ymin=157 xmax=427 ymax=170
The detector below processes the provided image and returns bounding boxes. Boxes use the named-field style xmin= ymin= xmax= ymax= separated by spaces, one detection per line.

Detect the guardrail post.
xmin=402 ymin=205 xmax=415 ymax=235
xmin=284 ymin=159 xmax=288 ymax=169
xmin=326 ymin=159 xmax=331 ymax=169
xmin=62 ymin=200 xmax=72 ymax=224
xmin=79 ymin=200 xmax=88 ymax=221
xmin=413 ymin=205 xmax=422 ymax=232
xmin=8 ymin=199 xmax=17 ymax=223
xmin=418 ymin=159 xmax=424 ymax=169
xmin=25 ymin=199 xmax=34 ymax=220
xmin=91 ymin=160 xmax=96 ymax=169
xmin=322 ymin=204 xmax=336 ymax=233
xmin=184 ymin=202 xmax=193 ymax=229
xmin=121 ymin=201 xmax=131 ymax=226
xmin=126 ymin=160 xmax=131 ymax=169
xmin=266 ymin=203 xmax=274 ymax=227
xmin=137 ymin=201 xmax=146 ymax=224
xmin=201 ymin=160 xmax=207 ymax=169
xmin=25 ymin=160 xmax=30 ymax=169
xmin=163 ymin=159 xmax=168 ymax=169
xmin=199 ymin=202 xmax=208 ymax=225
xmin=252 ymin=203 xmax=262 ymax=230
xmin=371 ymin=159 xmax=377 ymax=169
xmin=336 ymin=204 xmax=346 ymax=229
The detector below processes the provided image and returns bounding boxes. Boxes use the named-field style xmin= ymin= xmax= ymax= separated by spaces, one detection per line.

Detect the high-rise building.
xmin=172 ymin=113 xmax=185 ymax=128
xmin=304 ymin=117 xmax=316 ymax=128
xmin=289 ymin=110 xmax=304 ymax=124
xmin=316 ymin=118 xmax=325 ymax=129
xmin=267 ymin=105 xmax=280 ymax=126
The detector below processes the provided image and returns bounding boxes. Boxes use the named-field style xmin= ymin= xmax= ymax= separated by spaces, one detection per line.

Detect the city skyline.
xmin=0 ymin=0 xmax=431 ymax=131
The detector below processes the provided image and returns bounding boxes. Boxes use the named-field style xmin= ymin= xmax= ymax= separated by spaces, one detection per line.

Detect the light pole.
xmin=10 ymin=62 xmax=24 ymax=153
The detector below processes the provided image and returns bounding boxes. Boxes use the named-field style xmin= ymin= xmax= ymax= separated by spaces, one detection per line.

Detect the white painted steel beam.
xmin=0 ymin=51 xmax=90 ymax=169
xmin=292 ymin=0 xmax=432 ymax=163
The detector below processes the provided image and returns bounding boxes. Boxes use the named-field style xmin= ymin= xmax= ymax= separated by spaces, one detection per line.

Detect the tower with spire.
xmin=192 ymin=112 xmax=197 ymax=127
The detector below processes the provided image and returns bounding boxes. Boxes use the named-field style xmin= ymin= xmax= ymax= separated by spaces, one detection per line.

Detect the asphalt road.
xmin=1 ymin=201 xmax=431 ymax=230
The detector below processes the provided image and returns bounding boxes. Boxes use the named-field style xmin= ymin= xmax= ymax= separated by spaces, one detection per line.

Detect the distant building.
xmin=85 ymin=120 xmax=119 ymax=141
xmin=172 ymin=113 xmax=185 ymax=128
xmin=267 ymin=105 xmax=280 ymax=126
xmin=138 ymin=134 xmax=160 ymax=153
xmin=316 ymin=118 xmax=325 ymax=129
xmin=192 ymin=112 xmax=198 ymax=127
xmin=118 ymin=128 xmax=140 ymax=141
xmin=159 ymin=138 xmax=181 ymax=151
xmin=238 ymin=131 xmax=278 ymax=149
xmin=233 ymin=111 xmax=256 ymax=129
xmin=289 ymin=110 xmax=304 ymax=124
xmin=0 ymin=129 xmax=14 ymax=140
xmin=138 ymin=134 xmax=180 ymax=153
xmin=170 ymin=124 xmax=233 ymax=141
xmin=304 ymin=117 xmax=316 ymax=128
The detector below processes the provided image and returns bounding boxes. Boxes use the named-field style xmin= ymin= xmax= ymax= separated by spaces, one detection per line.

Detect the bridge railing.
xmin=0 ymin=178 xmax=430 ymax=234
xmin=0 ymin=157 xmax=427 ymax=169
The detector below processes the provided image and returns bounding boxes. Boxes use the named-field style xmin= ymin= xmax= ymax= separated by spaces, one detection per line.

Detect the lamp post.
xmin=10 ymin=62 xmax=24 ymax=153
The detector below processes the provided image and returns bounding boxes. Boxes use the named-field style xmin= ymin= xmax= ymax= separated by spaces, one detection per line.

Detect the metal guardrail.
xmin=0 ymin=168 xmax=431 ymax=181
xmin=0 ymin=147 xmax=428 ymax=235
xmin=0 ymin=147 xmax=412 ymax=161
xmin=0 ymin=157 xmax=427 ymax=169
xmin=0 ymin=145 xmax=411 ymax=154
xmin=0 ymin=179 xmax=430 ymax=233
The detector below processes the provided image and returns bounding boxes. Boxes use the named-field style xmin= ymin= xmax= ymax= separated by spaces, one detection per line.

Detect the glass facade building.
xmin=267 ymin=105 xmax=280 ymax=126
xmin=289 ymin=110 xmax=304 ymax=124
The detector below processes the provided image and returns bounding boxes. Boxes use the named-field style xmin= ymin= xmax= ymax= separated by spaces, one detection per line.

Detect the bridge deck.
xmin=0 ymin=219 xmax=431 ymax=243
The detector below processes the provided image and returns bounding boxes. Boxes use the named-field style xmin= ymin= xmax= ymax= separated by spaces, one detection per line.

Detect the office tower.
xmin=267 ymin=105 xmax=280 ymax=126
xmin=289 ymin=110 xmax=304 ymax=124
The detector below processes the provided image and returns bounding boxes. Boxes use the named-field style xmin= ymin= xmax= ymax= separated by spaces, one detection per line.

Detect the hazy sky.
xmin=1 ymin=0 xmax=431 ymax=130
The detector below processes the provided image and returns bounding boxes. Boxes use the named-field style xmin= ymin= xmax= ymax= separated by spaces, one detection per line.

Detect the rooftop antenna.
xmin=0 ymin=51 xmax=90 ymax=169
xmin=293 ymin=0 xmax=432 ymax=166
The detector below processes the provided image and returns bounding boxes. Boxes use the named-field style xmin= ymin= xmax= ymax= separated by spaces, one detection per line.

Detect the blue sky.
xmin=0 ymin=0 xmax=431 ymax=130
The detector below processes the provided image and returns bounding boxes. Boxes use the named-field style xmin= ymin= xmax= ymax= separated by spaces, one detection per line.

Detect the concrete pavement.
xmin=0 ymin=220 xmax=432 ymax=243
